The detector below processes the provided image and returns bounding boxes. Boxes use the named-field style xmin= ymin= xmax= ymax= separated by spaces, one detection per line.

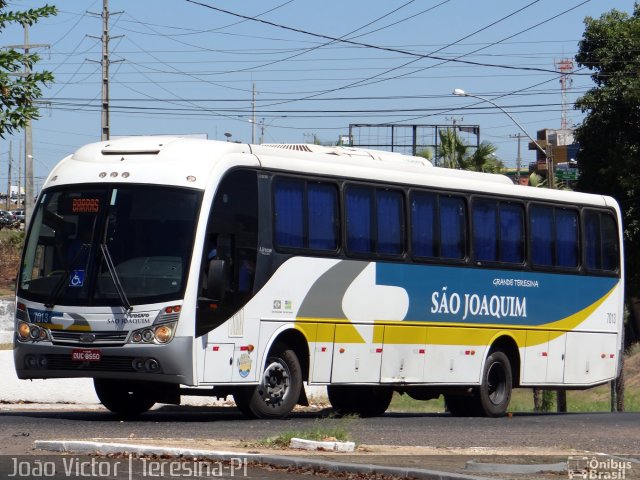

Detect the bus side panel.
xmin=423 ymin=327 xmax=490 ymax=384
xmin=331 ymin=324 xmax=382 ymax=383
xmin=564 ymin=331 xmax=618 ymax=385
xmin=521 ymin=330 xmax=567 ymax=385
xmin=521 ymin=330 xmax=550 ymax=384
xmin=380 ymin=325 xmax=427 ymax=383
xmin=310 ymin=323 xmax=335 ymax=383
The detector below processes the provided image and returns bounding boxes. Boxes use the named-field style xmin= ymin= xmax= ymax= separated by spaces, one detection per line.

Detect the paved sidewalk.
xmin=35 ymin=438 xmax=586 ymax=480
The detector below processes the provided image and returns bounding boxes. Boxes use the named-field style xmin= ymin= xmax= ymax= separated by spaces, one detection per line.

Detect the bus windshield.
xmin=19 ymin=184 xmax=202 ymax=307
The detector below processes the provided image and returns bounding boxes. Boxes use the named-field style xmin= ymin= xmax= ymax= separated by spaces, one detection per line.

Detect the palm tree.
xmin=437 ymin=129 xmax=503 ymax=173
xmin=415 ymin=148 xmax=433 ymax=161
xmin=437 ymin=128 xmax=468 ymax=169
xmin=465 ymin=141 xmax=503 ymax=173
xmin=528 ymin=172 xmax=548 ymax=187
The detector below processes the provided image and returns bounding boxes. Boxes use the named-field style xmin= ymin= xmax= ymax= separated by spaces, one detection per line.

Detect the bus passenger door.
xmin=331 ymin=324 xmax=382 ymax=383
xmin=380 ymin=325 xmax=427 ymax=383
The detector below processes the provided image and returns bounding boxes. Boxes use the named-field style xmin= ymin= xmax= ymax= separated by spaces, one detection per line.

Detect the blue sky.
xmin=0 ymin=0 xmax=634 ymax=190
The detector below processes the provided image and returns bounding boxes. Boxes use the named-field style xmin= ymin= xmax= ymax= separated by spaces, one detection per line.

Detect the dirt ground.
xmin=0 ymin=232 xmax=20 ymax=297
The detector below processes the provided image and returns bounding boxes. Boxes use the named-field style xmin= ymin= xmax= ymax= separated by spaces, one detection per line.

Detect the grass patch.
xmin=0 ymin=343 xmax=12 ymax=350
xmin=388 ymin=392 xmax=445 ymax=413
xmin=387 ymin=344 xmax=640 ymax=414
xmin=254 ymin=418 xmax=353 ymax=449
xmin=387 ymin=385 xmax=640 ymax=414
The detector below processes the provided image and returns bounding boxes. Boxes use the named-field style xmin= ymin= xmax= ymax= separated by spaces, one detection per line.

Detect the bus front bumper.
xmin=13 ymin=336 xmax=194 ymax=385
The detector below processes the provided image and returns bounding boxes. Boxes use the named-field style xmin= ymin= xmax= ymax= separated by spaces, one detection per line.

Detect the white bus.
xmin=14 ymin=136 xmax=624 ymax=418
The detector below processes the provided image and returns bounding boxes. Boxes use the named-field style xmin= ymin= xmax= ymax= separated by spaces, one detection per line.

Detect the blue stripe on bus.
xmin=376 ymin=263 xmax=618 ymax=327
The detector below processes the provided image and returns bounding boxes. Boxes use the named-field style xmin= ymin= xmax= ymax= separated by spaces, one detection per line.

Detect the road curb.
xmin=465 ymin=460 xmax=566 ymax=474
xmin=289 ymin=437 xmax=356 ymax=452
xmin=35 ymin=440 xmax=493 ymax=480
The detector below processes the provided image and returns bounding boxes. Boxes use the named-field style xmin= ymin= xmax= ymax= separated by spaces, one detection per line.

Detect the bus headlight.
xmin=154 ymin=325 xmax=173 ymax=344
xmin=17 ymin=321 xmax=31 ymax=341
xmin=17 ymin=321 xmax=49 ymax=342
xmin=129 ymin=322 xmax=176 ymax=345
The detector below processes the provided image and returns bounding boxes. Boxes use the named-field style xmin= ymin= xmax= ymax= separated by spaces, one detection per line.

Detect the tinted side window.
xmin=274 ymin=178 xmax=339 ymax=251
xmin=500 ymin=203 xmax=525 ymax=263
xmin=473 ymin=199 xmax=498 ymax=262
xmin=584 ymin=210 xmax=619 ymax=272
xmin=308 ymin=182 xmax=339 ymax=250
xmin=601 ymin=214 xmax=619 ymax=271
xmin=440 ymin=196 xmax=466 ymax=259
xmin=274 ymin=178 xmax=304 ymax=248
xmin=346 ymin=185 xmax=404 ymax=256
xmin=346 ymin=185 xmax=374 ymax=253
xmin=556 ymin=209 xmax=579 ymax=267
xmin=377 ymin=189 xmax=404 ymax=255
xmin=530 ymin=205 xmax=554 ymax=266
xmin=531 ymin=204 xmax=579 ymax=269
xmin=410 ymin=191 xmax=437 ymax=257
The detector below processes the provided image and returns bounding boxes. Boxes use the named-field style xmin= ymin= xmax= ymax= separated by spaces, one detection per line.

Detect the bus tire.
xmin=327 ymin=385 xmax=351 ymax=415
xmin=93 ymin=379 xmax=156 ymax=417
xmin=327 ymin=385 xmax=392 ymax=417
xmin=444 ymin=394 xmax=481 ymax=417
xmin=234 ymin=346 xmax=302 ymax=419
xmin=478 ymin=350 xmax=512 ymax=417
xmin=353 ymin=386 xmax=392 ymax=417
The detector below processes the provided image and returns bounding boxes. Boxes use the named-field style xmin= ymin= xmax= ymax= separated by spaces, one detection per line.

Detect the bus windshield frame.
xmin=19 ymin=183 xmax=202 ymax=307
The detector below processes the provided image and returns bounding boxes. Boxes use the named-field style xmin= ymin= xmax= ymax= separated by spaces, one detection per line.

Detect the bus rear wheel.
xmin=478 ymin=350 xmax=512 ymax=417
xmin=233 ymin=346 xmax=302 ymax=419
xmin=94 ymin=379 xmax=156 ymax=417
xmin=445 ymin=351 xmax=513 ymax=417
xmin=327 ymin=385 xmax=392 ymax=417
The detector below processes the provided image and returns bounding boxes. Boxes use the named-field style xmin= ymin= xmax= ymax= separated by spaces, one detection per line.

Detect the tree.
xmin=574 ymin=4 xmax=640 ymax=348
xmin=435 ymin=128 xmax=503 ymax=173
xmin=437 ymin=128 xmax=468 ymax=169
xmin=415 ymin=148 xmax=433 ymax=161
xmin=464 ymin=140 xmax=503 ymax=173
xmin=0 ymin=1 xmax=56 ymax=138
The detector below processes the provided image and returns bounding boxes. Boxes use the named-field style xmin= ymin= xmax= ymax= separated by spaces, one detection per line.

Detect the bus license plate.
xmin=71 ymin=349 xmax=101 ymax=362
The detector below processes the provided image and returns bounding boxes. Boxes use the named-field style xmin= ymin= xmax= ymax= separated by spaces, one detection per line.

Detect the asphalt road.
xmin=1 ymin=407 xmax=639 ymax=456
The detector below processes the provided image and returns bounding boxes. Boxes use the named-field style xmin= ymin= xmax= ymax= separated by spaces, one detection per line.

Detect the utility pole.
xmin=101 ymin=1 xmax=110 ymax=141
xmin=18 ymin=142 xmax=22 ymax=206
xmin=509 ymin=133 xmax=526 ymax=184
xmin=88 ymin=0 xmax=122 ymax=141
xmin=21 ymin=24 xmax=47 ymax=227
xmin=3 ymin=24 xmax=48 ymax=223
xmin=6 ymin=141 xmax=12 ymax=210
xmin=546 ymin=144 xmax=555 ymax=189
xmin=445 ymin=116 xmax=463 ymax=127
xmin=251 ymin=82 xmax=256 ymax=144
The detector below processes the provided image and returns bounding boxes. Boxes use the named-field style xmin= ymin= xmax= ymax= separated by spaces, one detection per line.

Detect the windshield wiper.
xmin=99 ymin=243 xmax=132 ymax=312
xmin=44 ymin=244 xmax=90 ymax=309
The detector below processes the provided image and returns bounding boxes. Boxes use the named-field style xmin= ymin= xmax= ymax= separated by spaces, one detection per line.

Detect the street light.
xmin=452 ymin=88 xmax=553 ymax=187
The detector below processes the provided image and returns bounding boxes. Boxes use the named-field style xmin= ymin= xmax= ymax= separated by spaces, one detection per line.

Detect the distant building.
xmin=528 ymin=128 xmax=579 ymax=186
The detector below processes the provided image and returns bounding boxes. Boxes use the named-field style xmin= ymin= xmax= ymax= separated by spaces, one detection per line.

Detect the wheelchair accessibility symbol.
xmin=69 ymin=270 xmax=85 ymax=287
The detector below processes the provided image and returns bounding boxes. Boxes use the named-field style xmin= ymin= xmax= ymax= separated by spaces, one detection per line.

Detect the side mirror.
xmin=206 ymin=259 xmax=228 ymax=302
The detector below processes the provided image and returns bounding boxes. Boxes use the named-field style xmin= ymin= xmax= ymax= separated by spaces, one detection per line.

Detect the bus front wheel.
xmin=94 ymin=379 xmax=156 ymax=417
xmin=234 ymin=346 xmax=302 ymax=419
